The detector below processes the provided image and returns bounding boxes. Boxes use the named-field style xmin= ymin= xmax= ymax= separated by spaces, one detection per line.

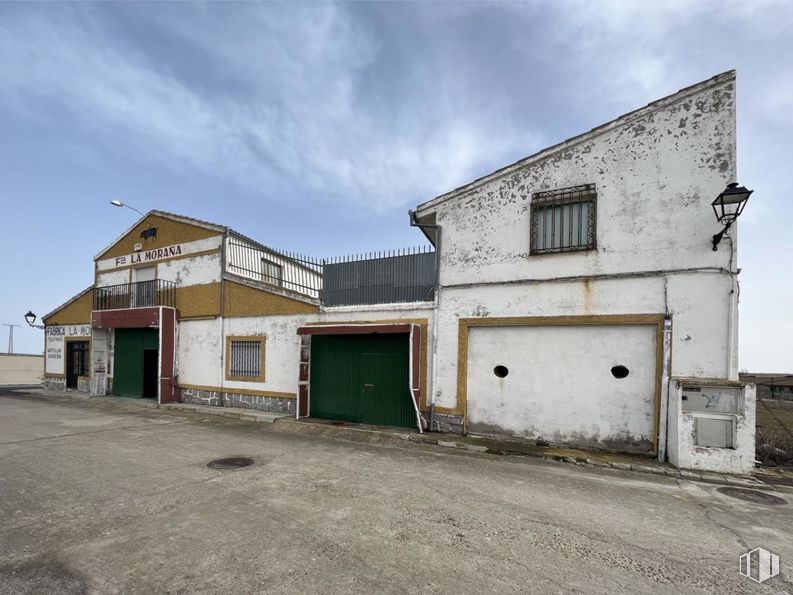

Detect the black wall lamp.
xmin=711 ymin=182 xmax=752 ymax=251
xmin=24 ymin=311 xmax=45 ymax=329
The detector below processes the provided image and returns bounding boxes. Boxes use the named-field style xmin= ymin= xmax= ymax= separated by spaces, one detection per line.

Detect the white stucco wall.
xmin=96 ymin=269 xmax=129 ymax=287
xmin=467 ymin=324 xmax=658 ymax=450
xmin=157 ymin=252 xmax=222 ymax=286
xmin=430 ymin=271 xmax=733 ymax=414
xmin=95 ymin=236 xmax=223 ymax=272
xmin=418 ymin=74 xmax=737 ymax=287
xmin=177 ymin=305 xmax=434 ymax=398
xmin=416 ymin=73 xmax=740 ymax=444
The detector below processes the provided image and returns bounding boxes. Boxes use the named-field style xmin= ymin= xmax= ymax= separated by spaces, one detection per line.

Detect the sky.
xmin=0 ymin=1 xmax=791 ymax=371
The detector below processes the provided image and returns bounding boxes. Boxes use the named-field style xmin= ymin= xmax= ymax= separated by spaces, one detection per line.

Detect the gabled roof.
xmin=94 ymin=209 xmax=304 ymax=263
xmin=415 ymin=70 xmax=736 ymax=214
xmin=42 ymin=285 xmax=94 ymax=323
xmin=94 ymin=210 xmax=227 ymax=261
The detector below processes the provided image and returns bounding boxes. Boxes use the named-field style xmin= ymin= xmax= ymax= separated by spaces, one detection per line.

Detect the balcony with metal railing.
xmin=93 ymin=280 xmax=177 ymax=311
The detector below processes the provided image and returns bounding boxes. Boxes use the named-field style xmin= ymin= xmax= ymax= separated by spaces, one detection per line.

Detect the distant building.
xmin=41 ymin=71 xmax=754 ymax=473
xmin=740 ymin=373 xmax=793 ymax=401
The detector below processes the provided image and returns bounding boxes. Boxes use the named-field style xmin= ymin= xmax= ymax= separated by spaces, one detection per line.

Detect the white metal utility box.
xmin=667 ymin=378 xmax=756 ymax=475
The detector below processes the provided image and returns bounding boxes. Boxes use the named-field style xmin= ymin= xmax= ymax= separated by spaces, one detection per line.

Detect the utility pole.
xmin=2 ymin=323 xmax=20 ymax=354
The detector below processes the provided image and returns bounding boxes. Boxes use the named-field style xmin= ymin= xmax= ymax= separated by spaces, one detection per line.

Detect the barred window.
xmin=226 ymin=337 xmax=265 ymax=381
xmin=530 ymin=184 xmax=596 ymax=254
xmin=262 ymin=258 xmax=283 ymax=286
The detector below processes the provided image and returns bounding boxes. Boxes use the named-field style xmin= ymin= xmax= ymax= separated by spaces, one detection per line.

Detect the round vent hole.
xmin=207 ymin=457 xmax=254 ymax=470
xmin=611 ymin=365 xmax=630 ymax=379
xmin=494 ymin=365 xmax=509 ymax=378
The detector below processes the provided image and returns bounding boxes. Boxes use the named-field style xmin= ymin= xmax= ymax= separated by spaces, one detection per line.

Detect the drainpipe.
xmin=409 ymin=210 xmax=442 ymax=432
xmin=725 ymin=236 xmax=738 ymax=381
xmin=218 ymin=229 xmax=229 ymax=407
xmin=657 ymin=317 xmax=672 ymax=463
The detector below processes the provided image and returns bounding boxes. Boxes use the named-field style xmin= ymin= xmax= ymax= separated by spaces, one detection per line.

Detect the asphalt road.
xmin=0 ymin=389 xmax=791 ymax=594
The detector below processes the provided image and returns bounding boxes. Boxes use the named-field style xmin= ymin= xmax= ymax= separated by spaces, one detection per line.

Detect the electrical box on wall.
xmin=667 ymin=378 xmax=755 ymax=475
xmin=680 ymin=385 xmax=741 ymax=449
xmin=681 ymin=386 xmax=740 ymax=414
xmin=694 ymin=417 xmax=734 ymax=448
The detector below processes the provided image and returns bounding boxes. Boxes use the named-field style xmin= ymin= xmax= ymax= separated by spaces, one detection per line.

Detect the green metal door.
xmin=310 ymin=334 xmax=414 ymax=428
xmin=113 ymin=328 xmax=158 ymax=398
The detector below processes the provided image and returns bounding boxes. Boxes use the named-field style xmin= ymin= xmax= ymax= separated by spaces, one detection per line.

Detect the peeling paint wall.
xmin=467 ymin=324 xmax=657 ymax=452
xmin=177 ymin=305 xmax=434 ymax=409
xmin=423 ymin=76 xmax=736 ymax=287
xmin=418 ymin=73 xmax=740 ymax=447
xmin=158 ymin=252 xmax=222 ymax=286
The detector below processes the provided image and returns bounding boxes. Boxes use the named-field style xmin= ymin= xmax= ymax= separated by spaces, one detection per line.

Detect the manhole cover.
xmin=716 ymin=487 xmax=787 ymax=506
xmin=207 ymin=457 xmax=254 ymax=470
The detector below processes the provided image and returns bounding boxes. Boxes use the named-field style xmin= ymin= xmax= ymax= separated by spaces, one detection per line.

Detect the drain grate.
xmin=716 ymin=487 xmax=787 ymax=506
xmin=207 ymin=457 xmax=254 ymax=470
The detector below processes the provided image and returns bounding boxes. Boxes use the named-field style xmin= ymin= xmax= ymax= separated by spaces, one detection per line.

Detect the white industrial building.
xmin=40 ymin=71 xmax=755 ymax=474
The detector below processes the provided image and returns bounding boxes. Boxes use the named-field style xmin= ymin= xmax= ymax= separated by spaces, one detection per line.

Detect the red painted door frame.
xmin=91 ymin=306 xmax=180 ymax=404
xmin=296 ymin=323 xmax=423 ymax=432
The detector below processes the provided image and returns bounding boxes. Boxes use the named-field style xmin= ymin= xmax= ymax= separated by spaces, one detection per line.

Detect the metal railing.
xmin=320 ymin=248 xmax=436 ymax=307
xmin=226 ymin=240 xmax=436 ymax=307
xmin=93 ymin=279 xmax=177 ymax=311
xmin=227 ymin=240 xmax=323 ymax=298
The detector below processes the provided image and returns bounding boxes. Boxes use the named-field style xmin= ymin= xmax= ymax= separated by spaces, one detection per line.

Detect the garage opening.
xmin=310 ymin=333 xmax=415 ymax=428
xmin=466 ymin=321 xmax=659 ymax=453
xmin=113 ymin=328 xmax=159 ymax=398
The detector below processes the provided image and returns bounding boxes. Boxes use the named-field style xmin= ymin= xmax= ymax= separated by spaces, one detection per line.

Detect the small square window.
xmin=226 ymin=336 xmax=266 ymax=382
xmin=262 ymin=258 xmax=283 ymax=287
xmin=530 ymin=184 xmax=596 ymax=254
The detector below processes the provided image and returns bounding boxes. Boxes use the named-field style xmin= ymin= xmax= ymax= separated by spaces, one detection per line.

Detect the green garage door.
xmin=310 ymin=334 xmax=415 ymax=428
xmin=113 ymin=328 xmax=159 ymax=398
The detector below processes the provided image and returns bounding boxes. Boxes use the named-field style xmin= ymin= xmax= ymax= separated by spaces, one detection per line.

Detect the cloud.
xmin=0 ymin=3 xmax=542 ymax=212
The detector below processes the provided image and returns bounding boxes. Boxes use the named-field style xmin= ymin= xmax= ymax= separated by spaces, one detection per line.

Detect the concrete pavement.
xmin=0 ymin=390 xmax=791 ymax=594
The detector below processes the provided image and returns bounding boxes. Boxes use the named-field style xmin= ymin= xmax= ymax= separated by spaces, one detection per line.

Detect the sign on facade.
xmin=45 ymin=325 xmax=91 ymax=375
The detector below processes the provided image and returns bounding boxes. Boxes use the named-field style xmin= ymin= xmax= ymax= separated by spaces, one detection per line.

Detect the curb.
xmin=423 ymin=438 xmax=771 ymax=491
xmin=9 ymin=388 xmax=781 ymax=492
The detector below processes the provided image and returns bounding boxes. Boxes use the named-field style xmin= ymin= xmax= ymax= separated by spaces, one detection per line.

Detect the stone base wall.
xmin=429 ymin=412 xmax=464 ymax=434
xmin=181 ymin=387 xmax=295 ymax=415
xmin=43 ymin=377 xmax=66 ymax=391
xmin=42 ymin=376 xmax=93 ymax=394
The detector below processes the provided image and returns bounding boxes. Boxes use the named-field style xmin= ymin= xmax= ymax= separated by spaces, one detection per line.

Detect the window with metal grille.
xmin=262 ymin=258 xmax=283 ymax=286
xmin=530 ymin=184 xmax=596 ymax=254
xmin=227 ymin=337 xmax=265 ymax=381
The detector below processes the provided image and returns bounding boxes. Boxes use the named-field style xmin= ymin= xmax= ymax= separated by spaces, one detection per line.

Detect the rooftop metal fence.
xmin=225 ymin=239 xmax=436 ymax=307
xmin=320 ymin=248 xmax=436 ymax=307
xmin=226 ymin=239 xmax=323 ymax=298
